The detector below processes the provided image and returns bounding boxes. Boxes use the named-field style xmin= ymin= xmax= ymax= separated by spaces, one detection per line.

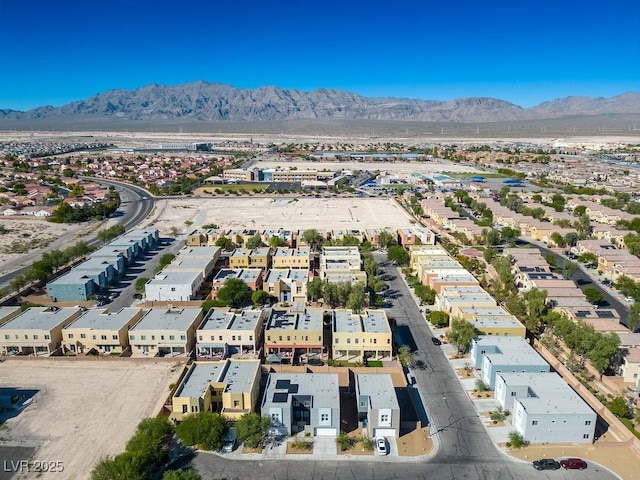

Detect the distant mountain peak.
xmin=1 ymin=83 xmax=638 ymax=122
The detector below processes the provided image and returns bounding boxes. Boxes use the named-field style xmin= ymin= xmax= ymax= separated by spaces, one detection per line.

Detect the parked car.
xmin=108 ymin=291 xmax=120 ymax=299
xmin=222 ymin=427 xmax=236 ymax=453
xmin=625 ymin=296 xmax=635 ymax=302
xmin=307 ymin=358 xmax=324 ymax=366
xmin=560 ymin=458 xmax=587 ymax=470
xmin=375 ymin=437 xmax=388 ymax=455
xmin=431 ymin=337 xmax=442 ymax=346
xmin=532 ymin=459 xmax=561 ymax=470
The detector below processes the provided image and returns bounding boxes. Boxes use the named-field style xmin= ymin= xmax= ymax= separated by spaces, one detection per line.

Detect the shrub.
xmin=291 ymin=439 xmax=313 ymax=451
xmin=361 ymin=435 xmax=374 ymax=451
xmin=474 ymin=379 xmax=489 ymax=392
xmin=336 ymin=431 xmax=353 ymax=451
xmin=507 ymin=430 xmax=527 ymax=449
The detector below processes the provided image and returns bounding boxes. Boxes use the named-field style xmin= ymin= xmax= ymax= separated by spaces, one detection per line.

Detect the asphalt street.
xmin=191 ymin=252 xmax=620 ymax=480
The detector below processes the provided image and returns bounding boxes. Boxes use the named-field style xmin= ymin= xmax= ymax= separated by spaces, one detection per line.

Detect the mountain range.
xmin=1 ymin=82 xmax=639 ymax=123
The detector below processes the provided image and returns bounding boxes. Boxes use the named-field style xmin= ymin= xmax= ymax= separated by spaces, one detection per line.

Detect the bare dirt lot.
xmin=253 ymin=159 xmax=481 ymax=175
xmin=142 ymin=197 xmax=416 ymax=236
xmin=0 ymin=219 xmax=87 ymax=279
xmin=0 ymin=359 xmax=184 ymax=480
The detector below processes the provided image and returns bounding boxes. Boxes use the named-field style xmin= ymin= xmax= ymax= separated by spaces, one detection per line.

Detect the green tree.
xmin=368 ymin=275 xmax=385 ymax=293
xmin=550 ymin=232 xmax=565 ymax=247
xmin=162 ymin=469 xmax=202 ymax=480
xmin=378 ymin=230 xmax=396 ymax=248
xmin=583 ymin=285 xmax=605 ymax=305
xmin=522 ymin=288 xmax=548 ymax=333
xmin=216 ymin=278 xmax=250 ymax=307
xmin=341 ymin=234 xmax=360 ymax=246
xmin=448 ymin=317 xmax=476 ymax=353
xmin=135 ymin=277 xmax=149 ymax=292
xmin=501 ymin=226 xmax=521 ymax=241
xmin=175 ymin=411 xmax=229 ymax=451
xmin=346 ymin=283 xmax=367 ymax=313
xmin=588 ymin=332 xmax=620 ymax=374
xmin=387 ymin=246 xmax=409 ymax=266
xmin=235 ymin=412 xmax=271 ymax=449
xmin=397 ymin=344 xmax=416 ymax=367
xmin=307 ymin=278 xmax=324 ymax=302
xmin=564 ymin=231 xmax=579 ymax=247
xmin=245 ymin=234 xmax=264 ymax=249
xmin=268 ymin=236 xmax=285 ymax=247
xmin=562 ymin=260 xmax=579 ymax=279
xmin=414 ymin=284 xmax=436 ymax=304
xmin=608 ymin=397 xmax=632 ymax=418
xmin=578 ymin=251 xmax=598 ymax=266
xmin=215 ymin=237 xmax=233 ymax=249
xmin=628 ymin=302 xmax=640 ymax=332
xmin=428 ymin=311 xmax=450 ymax=328
xmin=91 ymin=453 xmax=146 ymax=480
xmin=251 ymin=289 xmax=269 ymax=306
xmin=574 ymin=205 xmax=587 ymax=216
xmin=507 ymin=430 xmax=526 ymax=449
xmin=301 ymin=229 xmax=323 ymax=249
xmin=482 ymin=228 xmax=501 ymax=246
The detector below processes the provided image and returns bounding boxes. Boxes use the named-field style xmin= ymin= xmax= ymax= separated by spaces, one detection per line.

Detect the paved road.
xmin=0 ymin=179 xmax=154 ymax=292
xmin=192 ymin=252 xmax=620 ymax=480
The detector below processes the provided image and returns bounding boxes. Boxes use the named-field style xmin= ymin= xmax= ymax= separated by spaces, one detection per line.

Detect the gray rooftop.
xmin=198 ymin=309 xmax=262 ymax=332
xmin=165 ymin=256 xmax=214 ymax=271
xmin=356 ymin=374 xmax=399 ymax=410
xmin=148 ymin=270 xmax=202 ymax=285
xmin=498 ymin=372 xmax=594 ymax=415
xmin=0 ymin=307 xmax=22 ymax=324
xmin=74 ymin=257 xmax=121 ymax=271
xmin=334 ymin=309 xmax=390 ymax=334
xmin=0 ymin=307 xmax=80 ymax=331
xmin=458 ymin=306 xmax=512 ymax=317
xmin=47 ymin=270 xmax=97 ymax=286
xmin=273 ymin=247 xmax=310 ymax=258
xmin=131 ymin=308 xmax=202 ymax=332
xmin=478 ymin=336 xmax=548 ymax=367
xmin=474 ymin=315 xmax=523 ymax=329
xmin=176 ymin=246 xmax=221 ymax=259
xmin=176 ymin=360 xmax=261 ymax=398
xmin=263 ymin=373 xmax=339 ymax=408
xmin=65 ymin=308 xmax=141 ymax=331
xmin=213 ymin=268 xmax=262 ymax=284
xmin=266 ymin=269 xmax=309 ymax=284
xmin=267 ymin=309 xmax=323 ymax=331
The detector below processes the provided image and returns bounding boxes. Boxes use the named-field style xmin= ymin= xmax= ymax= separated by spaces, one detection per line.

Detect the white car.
xmin=375 ymin=436 xmax=388 ymax=455
xmin=625 ymin=297 xmax=635 ymax=302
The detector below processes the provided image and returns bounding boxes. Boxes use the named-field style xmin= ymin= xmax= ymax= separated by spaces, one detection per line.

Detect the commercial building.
xmin=0 ymin=307 xmax=82 ymax=355
xmin=196 ymin=309 xmax=263 ymax=359
xmin=261 ymin=373 xmax=340 ymax=436
xmin=332 ymin=309 xmax=392 ymax=362
xmin=496 ymin=372 xmax=596 ymax=443
xmin=128 ymin=308 xmax=203 ymax=357
xmin=356 ymin=374 xmax=400 ymax=438
xmin=62 ymin=307 xmax=143 ymax=354
xmin=171 ymin=359 xmax=261 ymax=421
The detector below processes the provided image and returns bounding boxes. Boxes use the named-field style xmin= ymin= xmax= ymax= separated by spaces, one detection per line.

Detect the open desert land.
xmin=0 ymin=219 xmax=89 ymax=279
xmin=0 ymin=359 xmax=184 ymax=480
xmin=142 ymin=197 xmax=416 ymax=236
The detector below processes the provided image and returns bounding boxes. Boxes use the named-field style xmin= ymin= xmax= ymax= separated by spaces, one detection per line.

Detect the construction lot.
xmin=142 ymin=197 xmax=416 ymax=236
xmin=0 ymin=359 xmax=184 ymax=480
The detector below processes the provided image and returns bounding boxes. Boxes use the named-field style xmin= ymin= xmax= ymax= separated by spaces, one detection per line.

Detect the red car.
xmin=560 ymin=458 xmax=587 ymax=470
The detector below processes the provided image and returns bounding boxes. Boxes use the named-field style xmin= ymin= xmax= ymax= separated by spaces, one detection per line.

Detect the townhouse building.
xmin=332 ymin=309 xmax=392 ymax=362
xmin=196 ymin=309 xmax=263 ymax=359
xmin=129 ymin=307 xmax=203 ymax=357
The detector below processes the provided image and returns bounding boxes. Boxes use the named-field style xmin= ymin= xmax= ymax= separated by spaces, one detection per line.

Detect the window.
xmin=182 ymin=405 xmax=187 ymax=414
xmin=511 ymin=392 xmax=517 ymax=396
xmin=583 ymin=434 xmax=590 ymax=439
xmin=234 ymin=400 xmax=240 ymax=407
xmin=335 ymin=338 xmax=339 ymax=344
xmin=279 ymin=336 xmax=282 ymax=341
xmin=219 ymin=336 xmax=222 ymax=341
xmin=373 ymin=338 xmax=377 ymax=344
xmin=249 ymin=335 xmax=253 ymax=341
xmin=130 ymin=335 xmax=135 ymax=340
xmin=92 ymin=335 xmax=96 ymax=340
xmin=169 ymin=335 xmax=175 ymax=340
xmin=171 ymin=287 xmax=176 ymax=292
xmin=151 ymin=335 xmax=155 ymax=340
xmin=232 ymin=336 xmax=236 ymax=341
xmin=238 ymin=336 xmax=241 ymax=341
xmin=101 ymin=335 xmax=107 ymax=340
xmin=355 ymin=338 xmax=359 ymax=344
xmin=161 ymin=335 xmax=165 ymax=340
xmin=199 ymin=336 xmax=203 ymax=341
xmin=380 ymin=414 xmax=389 ymax=423
xmin=180 ymin=335 xmax=185 ymax=340
xmin=287 ymin=336 xmax=290 ymax=341
xmin=112 ymin=335 xmax=117 ymax=340
xmin=321 ymin=413 xmax=329 ymax=422
xmin=4 ymin=335 xmax=9 ymax=340
xmin=347 ymin=338 xmax=351 ymax=344
xmin=33 ymin=335 xmax=38 ymax=340
xmin=44 ymin=335 xmax=50 ymax=340
xmin=585 ymin=420 xmax=591 ymax=425
xmin=303 ymin=401 xmax=311 ymax=407
xmin=141 ymin=335 xmax=146 ymax=340
xmin=531 ymin=420 xmax=538 ymax=426
xmin=80 ymin=333 xmax=86 ymax=339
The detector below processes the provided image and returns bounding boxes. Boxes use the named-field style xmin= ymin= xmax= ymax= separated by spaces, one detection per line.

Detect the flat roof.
xmin=474 ymin=315 xmax=523 ymax=329
xmin=198 ymin=309 xmax=262 ymax=332
xmin=176 ymin=246 xmax=221 ymax=258
xmin=334 ymin=309 xmax=390 ymax=334
xmin=165 ymin=257 xmax=214 ymax=271
xmin=0 ymin=307 xmax=80 ymax=331
xmin=356 ymin=374 xmax=399 ymax=410
xmin=47 ymin=270 xmax=97 ymax=286
xmin=267 ymin=309 xmax=323 ymax=331
xmin=176 ymin=359 xmax=261 ymax=398
xmin=0 ymin=307 xmax=22 ymax=324
xmin=498 ymin=372 xmax=594 ymax=415
xmin=458 ymin=306 xmax=511 ymax=317
xmin=266 ymin=269 xmax=309 ymax=283
xmin=74 ymin=257 xmax=121 ymax=271
xmin=66 ymin=308 xmax=141 ymax=331
xmin=263 ymin=373 xmax=339 ymax=407
xmin=213 ymin=268 xmax=262 ymax=283
xmin=148 ymin=270 xmax=201 ymax=285
xmin=273 ymin=247 xmax=310 ymax=257
xmin=131 ymin=308 xmax=201 ymax=332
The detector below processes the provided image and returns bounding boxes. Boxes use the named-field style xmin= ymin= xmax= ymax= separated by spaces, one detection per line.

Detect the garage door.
xmin=373 ymin=428 xmax=396 ymax=438
xmin=315 ymin=428 xmax=337 ymax=436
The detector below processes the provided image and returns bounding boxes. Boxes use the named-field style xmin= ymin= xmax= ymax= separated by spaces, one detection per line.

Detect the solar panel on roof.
xmin=273 ymin=392 xmax=289 ymax=403
xmin=275 ymin=379 xmax=290 ymax=390
xmin=596 ymin=311 xmax=615 ymax=318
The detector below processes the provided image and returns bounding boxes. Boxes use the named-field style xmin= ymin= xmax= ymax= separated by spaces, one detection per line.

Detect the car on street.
xmin=375 ymin=437 xmax=388 ymax=455
xmin=431 ymin=337 xmax=442 ymax=346
xmin=532 ymin=459 xmax=561 ymax=470
xmin=560 ymin=458 xmax=587 ymax=470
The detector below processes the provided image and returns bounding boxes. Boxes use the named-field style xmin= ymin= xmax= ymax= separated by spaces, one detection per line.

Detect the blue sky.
xmin=1 ymin=0 xmax=638 ymax=110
